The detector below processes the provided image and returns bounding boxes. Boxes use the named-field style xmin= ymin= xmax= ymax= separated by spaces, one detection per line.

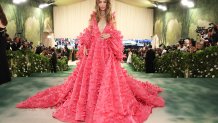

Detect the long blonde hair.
xmin=95 ymin=0 xmax=112 ymax=24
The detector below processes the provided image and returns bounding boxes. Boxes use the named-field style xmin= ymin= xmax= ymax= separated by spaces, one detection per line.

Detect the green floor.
xmin=0 ymin=63 xmax=218 ymax=123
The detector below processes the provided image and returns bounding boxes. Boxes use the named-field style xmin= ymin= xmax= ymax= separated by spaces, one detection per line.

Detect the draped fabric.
xmin=17 ymin=12 xmax=164 ymax=123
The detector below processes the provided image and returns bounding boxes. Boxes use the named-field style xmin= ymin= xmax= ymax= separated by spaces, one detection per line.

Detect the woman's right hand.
xmin=101 ymin=33 xmax=111 ymax=40
xmin=83 ymin=46 xmax=88 ymax=56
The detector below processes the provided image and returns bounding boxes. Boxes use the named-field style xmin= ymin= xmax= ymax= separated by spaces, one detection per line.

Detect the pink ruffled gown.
xmin=16 ymin=12 xmax=165 ymax=123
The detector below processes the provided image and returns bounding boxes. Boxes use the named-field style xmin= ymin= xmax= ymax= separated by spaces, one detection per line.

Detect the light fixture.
xmin=181 ymin=0 xmax=195 ymax=8
xmin=157 ymin=4 xmax=167 ymax=11
xmin=187 ymin=2 xmax=194 ymax=8
xmin=39 ymin=3 xmax=50 ymax=9
xmin=13 ymin=0 xmax=27 ymax=4
xmin=39 ymin=1 xmax=54 ymax=9
xmin=151 ymin=1 xmax=167 ymax=11
xmin=181 ymin=0 xmax=188 ymax=5
xmin=152 ymin=3 xmax=157 ymax=7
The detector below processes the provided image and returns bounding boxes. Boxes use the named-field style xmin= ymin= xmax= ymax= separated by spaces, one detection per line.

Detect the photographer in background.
xmin=210 ymin=24 xmax=218 ymax=45
xmin=50 ymin=48 xmax=57 ymax=73
xmin=0 ymin=4 xmax=11 ymax=84
xmin=196 ymin=23 xmax=218 ymax=46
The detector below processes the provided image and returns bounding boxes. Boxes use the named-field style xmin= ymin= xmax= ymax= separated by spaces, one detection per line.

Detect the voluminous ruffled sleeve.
xmin=106 ymin=13 xmax=124 ymax=61
xmin=78 ymin=27 xmax=92 ymax=48
xmin=77 ymin=14 xmax=94 ymax=59
xmin=106 ymin=29 xmax=124 ymax=61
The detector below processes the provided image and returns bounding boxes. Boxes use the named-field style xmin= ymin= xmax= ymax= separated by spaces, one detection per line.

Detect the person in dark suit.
xmin=50 ymin=48 xmax=57 ymax=73
xmin=145 ymin=45 xmax=156 ymax=73
xmin=71 ymin=47 xmax=75 ymax=61
xmin=0 ymin=4 xmax=11 ymax=84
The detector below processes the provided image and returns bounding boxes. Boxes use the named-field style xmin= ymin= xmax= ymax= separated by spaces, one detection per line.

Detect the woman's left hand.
xmin=101 ymin=33 xmax=111 ymax=40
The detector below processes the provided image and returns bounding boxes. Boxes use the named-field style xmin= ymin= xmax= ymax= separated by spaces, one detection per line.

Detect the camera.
xmin=195 ymin=23 xmax=217 ymax=39
xmin=195 ymin=26 xmax=207 ymax=36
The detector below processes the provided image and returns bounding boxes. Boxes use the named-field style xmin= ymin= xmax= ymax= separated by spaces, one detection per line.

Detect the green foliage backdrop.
xmin=131 ymin=46 xmax=218 ymax=78
xmin=7 ymin=50 xmax=68 ymax=77
xmin=0 ymin=0 xmax=53 ymax=46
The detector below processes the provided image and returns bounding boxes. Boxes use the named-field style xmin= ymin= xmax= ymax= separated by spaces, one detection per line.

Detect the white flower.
xmin=212 ymin=75 xmax=215 ymax=78
xmin=206 ymin=55 xmax=208 ymax=58
xmin=27 ymin=63 xmax=31 ymax=67
xmin=210 ymin=68 xmax=214 ymax=71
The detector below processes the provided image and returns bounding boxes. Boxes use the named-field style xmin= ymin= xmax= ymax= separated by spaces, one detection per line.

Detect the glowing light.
xmin=181 ymin=0 xmax=195 ymax=8
xmin=157 ymin=5 xmax=167 ymax=11
xmin=13 ymin=0 xmax=27 ymax=4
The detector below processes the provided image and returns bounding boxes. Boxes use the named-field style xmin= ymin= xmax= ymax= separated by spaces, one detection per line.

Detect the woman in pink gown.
xmin=16 ymin=0 xmax=165 ymax=122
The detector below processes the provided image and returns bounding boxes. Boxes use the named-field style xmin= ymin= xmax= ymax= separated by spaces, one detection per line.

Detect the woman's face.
xmin=98 ymin=0 xmax=107 ymax=11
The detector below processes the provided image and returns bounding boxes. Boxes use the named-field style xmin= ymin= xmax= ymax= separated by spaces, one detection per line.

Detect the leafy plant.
xmin=7 ymin=50 xmax=68 ymax=77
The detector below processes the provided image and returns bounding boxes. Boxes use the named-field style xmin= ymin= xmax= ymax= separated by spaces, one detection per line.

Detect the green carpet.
xmin=123 ymin=63 xmax=172 ymax=78
xmin=0 ymin=64 xmax=218 ymax=123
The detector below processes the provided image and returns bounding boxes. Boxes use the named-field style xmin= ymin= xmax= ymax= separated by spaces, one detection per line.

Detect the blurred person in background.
xmin=0 ymin=4 xmax=11 ymax=84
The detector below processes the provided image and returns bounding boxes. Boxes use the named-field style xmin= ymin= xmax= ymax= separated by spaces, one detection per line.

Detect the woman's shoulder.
xmin=88 ymin=11 xmax=96 ymax=23
xmin=90 ymin=11 xmax=97 ymax=19
xmin=87 ymin=11 xmax=96 ymax=26
xmin=110 ymin=12 xmax=117 ymax=28
xmin=111 ymin=11 xmax=116 ymax=18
